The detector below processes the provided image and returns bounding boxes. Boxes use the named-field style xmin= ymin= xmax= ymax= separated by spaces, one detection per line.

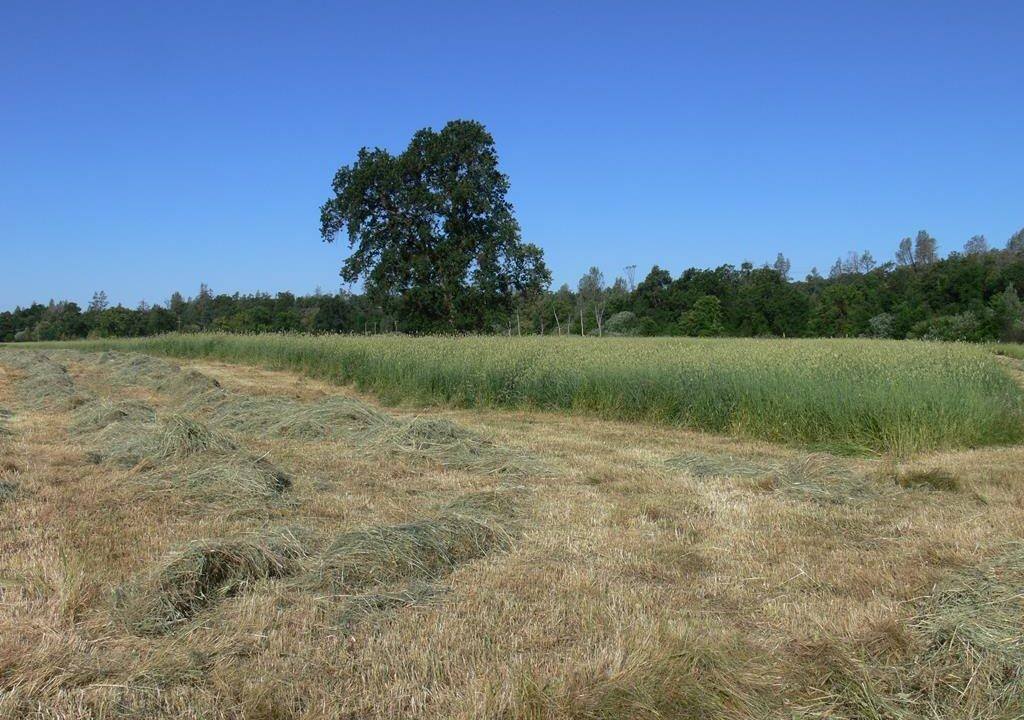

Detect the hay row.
xmin=666 ymin=451 xmax=956 ymax=505
xmin=115 ymin=527 xmax=310 ymax=636
xmin=207 ymin=393 xmax=545 ymax=477
xmin=70 ymin=398 xmax=156 ymax=435
xmin=666 ymin=452 xmax=880 ymax=504
xmin=908 ymin=542 xmax=1024 ymax=711
xmin=794 ymin=543 xmax=1024 ymax=717
xmin=117 ymin=489 xmax=521 ymax=635
xmin=0 ymin=406 xmax=11 ymax=440
xmin=0 ymin=350 xmax=88 ymax=411
xmin=73 ymin=349 xmax=548 ymax=477
xmin=317 ymin=489 xmax=519 ymax=590
xmin=0 ymin=480 xmax=16 ymax=505
xmin=88 ymin=350 xmax=223 ymax=398
xmin=82 ymin=413 xmax=293 ymax=508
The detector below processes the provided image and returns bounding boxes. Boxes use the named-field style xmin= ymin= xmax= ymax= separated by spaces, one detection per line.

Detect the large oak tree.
xmin=319 ymin=120 xmax=550 ymax=332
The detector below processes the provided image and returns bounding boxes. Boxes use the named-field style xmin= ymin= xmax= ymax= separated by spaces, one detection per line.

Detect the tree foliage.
xmin=319 ymin=120 xmax=550 ymax=331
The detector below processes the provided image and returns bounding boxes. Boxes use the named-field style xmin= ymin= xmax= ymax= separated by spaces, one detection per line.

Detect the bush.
xmin=909 ymin=311 xmax=992 ymax=342
xmin=868 ymin=313 xmax=896 ymax=339
xmin=604 ymin=311 xmax=639 ymax=336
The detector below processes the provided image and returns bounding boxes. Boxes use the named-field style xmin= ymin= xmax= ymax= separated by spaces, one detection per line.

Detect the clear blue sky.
xmin=2 ymin=1 xmax=1022 ymax=309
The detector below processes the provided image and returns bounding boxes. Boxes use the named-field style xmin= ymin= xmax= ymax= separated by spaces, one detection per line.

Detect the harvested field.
xmin=1 ymin=346 xmax=1024 ymax=719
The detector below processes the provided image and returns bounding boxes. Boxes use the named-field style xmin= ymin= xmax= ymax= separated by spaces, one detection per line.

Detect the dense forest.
xmin=4 ymin=228 xmax=1024 ymax=343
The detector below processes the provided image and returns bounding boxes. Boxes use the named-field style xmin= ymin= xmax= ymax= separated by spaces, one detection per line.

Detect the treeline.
xmin=4 ymin=229 xmax=1024 ymax=343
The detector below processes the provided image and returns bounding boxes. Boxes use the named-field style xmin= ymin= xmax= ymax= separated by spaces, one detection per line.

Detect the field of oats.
xmin=2 ymin=343 xmax=1024 ymax=719
xmin=47 ymin=333 xmax=1024 ymax=454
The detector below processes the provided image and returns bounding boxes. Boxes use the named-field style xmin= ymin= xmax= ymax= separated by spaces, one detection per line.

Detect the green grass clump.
xmin=33 ymin=334 xmax=1024 ymax=453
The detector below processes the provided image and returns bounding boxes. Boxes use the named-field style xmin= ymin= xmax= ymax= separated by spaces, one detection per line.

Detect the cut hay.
xmin=793 ymin=544 xmax=1024 ymax=717
xmin=85 ymin=351 xmax=227 ymax=410
xmin=317 ymin=490 xmax=519 ymax=590
xmin=908 ymin=543 xmax=1024 ymax=712
xmin=116 ymin=529 xmax=310 ymax=636
xmin=1 ymin=351 xmax=88 ymax=410
xmin=665 ymin=453 xmax=766 ymax=479
xmin=765 ymin=454 xmax=878 ymax=505
xmin=334 ymin=582 xmax=443 ymax=630
xmin=70 ymin=398 xmax=156 ymax=435
xmin=209 ymin=391 xmax=544 ymax=477
xmin=360 ymin=417 xmax=546 ymax=477
xmin=181 ymin=454 xmax=292 ymax=502
xmin=210 ymin=395 xmax=388 ymax=439
xmin=521 ymin=633 xmax=773 ymax=720
xmin=895 ymin=468 xmax=960 ymax=492
xmin=89 ymin=415 xmax=237 ymax=469
xmin=667 ymin=452 xmax=879 ymax=505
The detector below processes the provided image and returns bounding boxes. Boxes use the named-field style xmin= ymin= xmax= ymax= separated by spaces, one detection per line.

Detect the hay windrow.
xmin=359 ymin=417 xmax=547 ymax=477
xmin=667 ymin=451 xmax=881 ymax=505
xmin=795 ymin=544 xmax=1024 ymax=717
xmin=894 ymin=468 xmax=960 ymax=492
xmin=205 ymin=383 xmax=543 ymax=477
xmin=0 ymin=480 xmax=17 ymax=505
xmin=117 ymin=490 xmax=520 ymax=635
xmin=1 ymin=350 xmax=88 ymax=410
xmin=334 ymin=582 xmax=443 ymax=630
xmin=910 ymin=543 xmax=1024 ymax=704
xmin=180 ymin=454 xmax=292 ymax=502
xmin=116 ymin=528 xmax=311 ymax=636
xmin=89 ymin=415 xmax=238 ymax=469
xmin=317 ymin=489 xmax=520 ymax=589
xmin=82 ymin=351 xmax=228 ymax=410
xmin=36 ymin=348 xmax=547 ymax=477
xmin=210 ymin=395 xmax=389 ymax=438
xmin=665 ymin=453 xmax=766 ymax=479
xmin=70 ymin=398 xmax=156 ymax=435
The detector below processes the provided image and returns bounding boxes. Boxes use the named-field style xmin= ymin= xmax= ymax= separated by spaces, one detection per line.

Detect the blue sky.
xmin=2 ymin=1 xmax=1022 ymax=309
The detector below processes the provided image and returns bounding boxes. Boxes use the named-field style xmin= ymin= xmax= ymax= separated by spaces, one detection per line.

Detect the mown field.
xmin=2 ymin=346 xmax=1024 ymax=718
xmin=37 ymin=333 xmax=1024 ymax=454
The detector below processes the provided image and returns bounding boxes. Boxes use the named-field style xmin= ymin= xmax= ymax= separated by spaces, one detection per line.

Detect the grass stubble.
xmin=0 ymin=346 xmax=1023 ymax=718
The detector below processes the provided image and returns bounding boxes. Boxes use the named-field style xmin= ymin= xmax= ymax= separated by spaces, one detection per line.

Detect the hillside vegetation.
xmin=32 ymin=334 xmax=1024 ymax=454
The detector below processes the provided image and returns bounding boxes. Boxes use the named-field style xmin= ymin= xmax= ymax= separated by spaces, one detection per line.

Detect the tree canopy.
xmin=319 ymin=120 xmax=550 ymax=332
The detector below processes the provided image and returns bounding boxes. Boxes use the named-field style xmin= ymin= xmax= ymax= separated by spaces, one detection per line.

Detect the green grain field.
xmin=35 ymin=334 xmax=1024 ymax=454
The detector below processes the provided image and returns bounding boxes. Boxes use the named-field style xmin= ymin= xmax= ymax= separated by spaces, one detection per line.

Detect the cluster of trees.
xmin=551 ymin=227 xmax=1024 ymax=342
xmin=0 ymin=285 xmax=386 ymax=342
xmin=3 ymin=227 xmax=1023 ymax=343
xmin=4 ymin=121 xmax=1023 ymax=344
